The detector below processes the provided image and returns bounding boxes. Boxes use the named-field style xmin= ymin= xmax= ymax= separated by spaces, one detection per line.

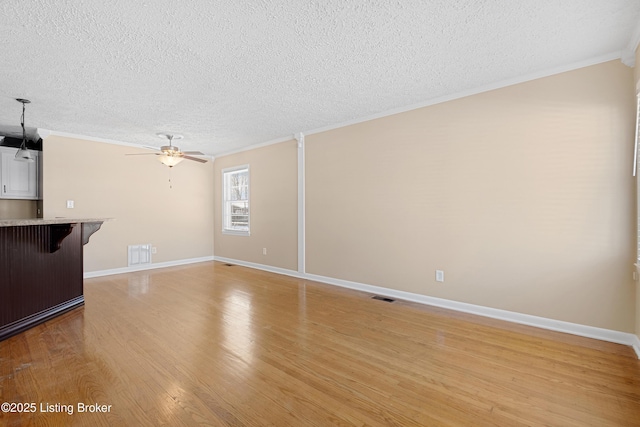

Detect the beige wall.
xmin=214 ymin=140 xmax=298 ymax=271
xmin=305 ymin=60 xmax=636 ymax=332
xmin=43 ymin=135 xmax=214 ymax=272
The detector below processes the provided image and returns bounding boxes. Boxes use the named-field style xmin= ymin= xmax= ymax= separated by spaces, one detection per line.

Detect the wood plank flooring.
xmin=1 ymin=261 xmax=639 ymax=426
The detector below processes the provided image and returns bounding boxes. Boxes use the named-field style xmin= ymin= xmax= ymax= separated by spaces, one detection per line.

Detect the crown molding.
xmin=41 ymin=129 xmax=147 ymax=148
xmin=39 ymin=129 xmax=215 ymax=161
xmin=214 ymin=52 xmax=623 ymax=160
xmin=213 ymin=134 xmax=295 ymax=158
xmin=304 ymin=52 xmax=622 ymax=137
xmin=43 ymin=50 xmax=629 ymax=161
xmin=621 ymin=50 xmax=636 ymax=67
xmin=621 ymin=19 xmax=640 ymax=67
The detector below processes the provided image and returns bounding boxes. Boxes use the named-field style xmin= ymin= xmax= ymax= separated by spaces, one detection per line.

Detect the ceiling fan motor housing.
xmin=161 ymin=145 xmax=180 ymax=155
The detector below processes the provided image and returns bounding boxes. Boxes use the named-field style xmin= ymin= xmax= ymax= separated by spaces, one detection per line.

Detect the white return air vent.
xmin=128 ymin=244 xmax=152 ymax=267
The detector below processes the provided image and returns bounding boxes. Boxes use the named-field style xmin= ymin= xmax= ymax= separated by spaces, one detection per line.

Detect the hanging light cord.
xmin=20 ymin=101 xmax=27 ymax=149
xmin=14 ymin=98 xmax=34 ymax=162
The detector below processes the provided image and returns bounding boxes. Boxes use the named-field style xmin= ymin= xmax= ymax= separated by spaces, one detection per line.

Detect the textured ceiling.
xmin=1 ymin=0 xmax=639 ymax=156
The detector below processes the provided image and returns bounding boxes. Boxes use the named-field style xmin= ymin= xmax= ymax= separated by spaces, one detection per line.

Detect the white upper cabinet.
xmin=0 ymin=146 xmax=40 ymax=200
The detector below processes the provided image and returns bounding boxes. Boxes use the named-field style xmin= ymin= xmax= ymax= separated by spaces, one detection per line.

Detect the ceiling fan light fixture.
xmin=14 ymin=98 xmax=35 ymax=163
xmin=161 ymin=145 xmax=180 ymax=155
xmin=126 ymin=133 xmax=206 ymax=167
xmin=158 ymin=155 xmax=184 ymax=168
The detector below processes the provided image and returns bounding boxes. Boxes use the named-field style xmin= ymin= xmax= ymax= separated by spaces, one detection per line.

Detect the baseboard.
xmin=83 ymin=256 xmax=215 ymax=279
xmin=214 ymin=256 xmax=640 ymax=358
xmin=632 ymin=335 xmax=640 ymax=359
xmin=306 ymin=272 xmax=639 ymax=347
xmin=0 ymin=296 xmax=84 ymax=341
xmin=214 ymin=256 xmax=304 ymax=279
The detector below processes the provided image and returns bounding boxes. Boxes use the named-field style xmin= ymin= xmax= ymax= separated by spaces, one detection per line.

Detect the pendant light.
xmin=15 ymin=98 xmax=34 ymax=163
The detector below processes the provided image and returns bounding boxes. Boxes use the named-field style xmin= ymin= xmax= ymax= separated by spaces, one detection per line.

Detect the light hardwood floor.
xmin=1 ymin=261 xmax=639 ymax=426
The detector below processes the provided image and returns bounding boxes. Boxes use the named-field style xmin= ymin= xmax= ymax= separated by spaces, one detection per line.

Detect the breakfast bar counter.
xmin=0 ymin=218 xmax=110 ymax=341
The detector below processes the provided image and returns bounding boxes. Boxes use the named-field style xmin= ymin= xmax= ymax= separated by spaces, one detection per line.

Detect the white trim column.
xmin=295 ymin=132 xmax=305 ymax=274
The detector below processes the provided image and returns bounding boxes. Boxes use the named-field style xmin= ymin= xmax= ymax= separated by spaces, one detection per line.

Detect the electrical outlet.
xmin=435 ymin=270 xmax=444 ymax=282
xmin=262 ymin=248 xmax=267 ymax=255
xmin=66 ymin=200 xmax=74 ymax=209
xmin=152 ymin=247 xmax=157 ymax=254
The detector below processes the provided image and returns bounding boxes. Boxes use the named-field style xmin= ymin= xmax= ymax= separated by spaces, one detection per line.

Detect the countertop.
xmin=0 ymin=218 xmax=113 ymax=227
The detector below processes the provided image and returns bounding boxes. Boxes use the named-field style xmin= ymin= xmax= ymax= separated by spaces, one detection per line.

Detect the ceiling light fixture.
xmin=158 ymin=154 xmax=185 ymax=168
xmin=157 ymin=134 xmax=185 ymax=168
xmin=15 ymin=98 xmax=34 ymax=163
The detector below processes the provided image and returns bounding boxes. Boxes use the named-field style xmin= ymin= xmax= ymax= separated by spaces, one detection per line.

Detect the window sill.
xmin=222 ymin=229 xmax=250 ymax=236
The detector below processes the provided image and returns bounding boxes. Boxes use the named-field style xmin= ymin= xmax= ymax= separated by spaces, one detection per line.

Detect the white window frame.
xmin=222 ymin=165 xmax=250 ymax=236
xmin=635 ymin=94 xmax=640 ymax=264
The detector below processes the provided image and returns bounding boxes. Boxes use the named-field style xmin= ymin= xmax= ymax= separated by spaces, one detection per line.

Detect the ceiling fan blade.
xmin=182 ymin=151 xmax=205 ymax=155
xmin=183 ymin=155 xmax=208 ymax=163
xmin=125 ymin=153 xmax=162 ymax=156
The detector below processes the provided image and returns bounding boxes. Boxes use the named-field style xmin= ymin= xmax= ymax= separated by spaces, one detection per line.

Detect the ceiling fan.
xmin=127 ymin=133 xmax=208 ymax=167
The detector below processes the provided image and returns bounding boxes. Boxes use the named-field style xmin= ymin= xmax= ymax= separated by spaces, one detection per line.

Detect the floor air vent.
xmin=372 ymin=295 xmax=395 ymax=303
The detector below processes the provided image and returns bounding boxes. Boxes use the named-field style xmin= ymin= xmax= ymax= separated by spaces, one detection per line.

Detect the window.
xmin=222 ymin=165 xmax=250 ymax=235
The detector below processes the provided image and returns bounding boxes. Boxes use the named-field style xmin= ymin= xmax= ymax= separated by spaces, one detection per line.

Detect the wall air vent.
xmin=128 ymin=244 xmax=152 ymax=267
